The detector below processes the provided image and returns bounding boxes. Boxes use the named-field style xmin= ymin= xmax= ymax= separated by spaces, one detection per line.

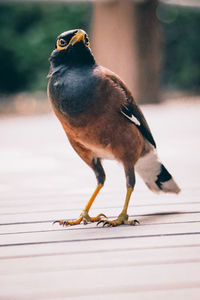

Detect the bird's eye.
xmin=58 ymin=39 xmax=67 ymax=47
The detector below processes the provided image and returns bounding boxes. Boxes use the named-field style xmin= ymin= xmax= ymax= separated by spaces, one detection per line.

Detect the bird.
xmin=48 ymin=29 xmax=180 ymax=227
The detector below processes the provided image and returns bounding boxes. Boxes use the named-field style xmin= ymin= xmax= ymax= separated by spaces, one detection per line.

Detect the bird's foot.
xmin=97 ymin=212 xmax=139 ymax=227
xmin=53 ymin=210 xmax=107 ymax=226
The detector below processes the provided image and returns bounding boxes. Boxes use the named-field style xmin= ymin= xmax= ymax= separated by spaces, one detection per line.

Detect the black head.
xmin=49 ymin=29 xmax=95 ymax=68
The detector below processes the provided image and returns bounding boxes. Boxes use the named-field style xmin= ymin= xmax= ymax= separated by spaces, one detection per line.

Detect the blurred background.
xmin=1 ymin=3 xmax=200 ymax=297
xmin=0 ymin=0 xmax=200 ymax=115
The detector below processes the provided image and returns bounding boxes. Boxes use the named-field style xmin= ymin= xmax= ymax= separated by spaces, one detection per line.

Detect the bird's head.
xmin=49 ymin=29 xmax=95 ymax=68
xmin=56 ymin=29 xmax=90 ymax=51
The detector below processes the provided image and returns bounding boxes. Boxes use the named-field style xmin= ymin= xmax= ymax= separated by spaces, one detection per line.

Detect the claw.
xmin=52 ymin=220 xmax=60 ymax=225
xmin=97 ymin=219 xmax=112 ymax=227
xmin=97 ymin=220 xmax=104 ymax=226
xmin=124 ymin=219 xmax=140 ymax=226
xmin=53 ymin=220 xmax=66 ymax=226
xmin=103 ymin=221 xmax=109 ymax=227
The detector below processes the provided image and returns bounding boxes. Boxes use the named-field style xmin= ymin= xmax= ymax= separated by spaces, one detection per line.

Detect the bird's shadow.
xmin=131 ymin=211 xmax=183 ymax=226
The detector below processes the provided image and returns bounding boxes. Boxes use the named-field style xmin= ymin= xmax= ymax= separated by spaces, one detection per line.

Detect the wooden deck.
xmin=0 ymin=100 xmax=200 ymax=299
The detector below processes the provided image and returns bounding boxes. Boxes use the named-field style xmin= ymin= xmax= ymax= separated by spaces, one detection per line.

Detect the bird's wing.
xmin=102 ymin=68 xmax=156 ymax=148
xmin=120 ymin=101 xmax=156 ymax=148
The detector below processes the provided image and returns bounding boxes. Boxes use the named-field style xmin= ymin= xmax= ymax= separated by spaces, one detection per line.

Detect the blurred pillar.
xmin=91 ymin=0 xmax=161 ymax=104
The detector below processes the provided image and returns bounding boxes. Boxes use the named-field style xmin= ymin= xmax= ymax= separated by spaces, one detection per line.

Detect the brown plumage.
xmin=48 ymin=29 xmax=180 ymax=227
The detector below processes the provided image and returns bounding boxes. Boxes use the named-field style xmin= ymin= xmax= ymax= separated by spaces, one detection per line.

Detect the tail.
xmin=135 ymin=149 xmax=181 ymax=194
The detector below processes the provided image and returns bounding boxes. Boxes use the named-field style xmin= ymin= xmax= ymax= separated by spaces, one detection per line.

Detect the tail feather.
xmin=135 ymin=150 xmax=180 ymax=194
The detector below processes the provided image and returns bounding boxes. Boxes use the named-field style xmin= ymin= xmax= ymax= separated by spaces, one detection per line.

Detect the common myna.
xmin=48 ymin=29 xmax=180 ymax=227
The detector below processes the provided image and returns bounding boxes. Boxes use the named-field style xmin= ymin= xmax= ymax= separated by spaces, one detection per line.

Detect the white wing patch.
xmin=120 ymin=110 xmax=141 ymax=126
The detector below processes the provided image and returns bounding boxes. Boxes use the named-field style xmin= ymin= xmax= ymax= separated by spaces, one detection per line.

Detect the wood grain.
xmin=0 ymin=101 xmax=200 ymax=299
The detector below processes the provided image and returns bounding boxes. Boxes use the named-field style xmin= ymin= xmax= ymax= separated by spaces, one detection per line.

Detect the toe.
xmin=103 ymin=221 xmax=110 ymax=227
xmin=83 ymin=218 xmax=89 ymax=225
xmin=90 ymin=213 xmax=107 ymax=222
xmin=97 ymin=219 xmax=104 ymax=226
xmin=97 ymin=216 xmax=139 ymax=227
xmin=97 ymin=219 xmax=121 ymax=227
xmin=97 ymin=219 xmax=109 ymax=226
xmin=124 ymin=219 xmax=140 ymax=226
xmin=52 ymin=220 xmax=61 ymax=225
xmin=53 ymin=217 xmax=83 ymax=226
xmin=97 ymin=213 xmax=107 ymax=219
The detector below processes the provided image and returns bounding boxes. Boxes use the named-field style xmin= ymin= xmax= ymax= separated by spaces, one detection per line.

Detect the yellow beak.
xmin=56 ymin=29 xmax=90 ymax=51
xmin=68 ymin=29 xmax=86 ymax=47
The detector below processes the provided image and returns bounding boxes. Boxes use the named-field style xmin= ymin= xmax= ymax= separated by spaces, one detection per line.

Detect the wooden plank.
xmin=1 ymin=245 xmax=200 ymax=275
xmin=1 ymin=234 xmax=200 ymax=259
xmin=65 ymin=289 xmax=200 ymax=300
xmin=1 ymin=221 xmax=200 ymax=248
xmin=0 ymin=263 xmax=200 ymax=299
xmin=0 ymin=101 xmax=200 ymax=299
xmin=1 ymin=212 xmax=200 ymax=236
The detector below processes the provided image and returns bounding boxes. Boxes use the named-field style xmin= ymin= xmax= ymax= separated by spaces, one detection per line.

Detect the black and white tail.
xmin=135 ymin=149 xmax=180 ymax=194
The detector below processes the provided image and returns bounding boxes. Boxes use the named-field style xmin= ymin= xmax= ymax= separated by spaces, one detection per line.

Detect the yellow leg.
xmin=121 ymin=187 xmax=133 ymax=216
xmin=98 ymin=187 xmax=139 ymax=227
xmin=54 ymin=184 xmax=107 ymax=226
xmin=84 ymin=184 xmax=103 ymax=212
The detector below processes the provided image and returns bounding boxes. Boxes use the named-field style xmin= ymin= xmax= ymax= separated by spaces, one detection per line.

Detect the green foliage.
xmin=0 ymin=3 xmax=199 ymax=94
xmin=0 ymin=3 xmax=91 ymax=93
xmin=161 ymin=6 xmax=200 ymax=91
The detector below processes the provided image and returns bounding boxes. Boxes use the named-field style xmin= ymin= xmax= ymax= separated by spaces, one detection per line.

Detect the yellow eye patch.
xmin=56 ymin=39 xmax=68 ymax=51
xmin=56 ymin=29 xmax=90 ymax=51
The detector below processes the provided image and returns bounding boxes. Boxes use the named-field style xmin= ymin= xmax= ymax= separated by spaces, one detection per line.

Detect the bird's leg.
xmin=54 ymin=184 xmax=106 ymax=226
xmin=54 ymin=157 xmax=107 ymax=226
xmin=112 ymin=187 xmax=134 ymax=225
xmin=98 ymin=167 xmax=139 ymax=227
xmin=80 ymin=184 xmax=106 ymax=224
xmin=97 ymin=187 xmax=138 ymax=227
